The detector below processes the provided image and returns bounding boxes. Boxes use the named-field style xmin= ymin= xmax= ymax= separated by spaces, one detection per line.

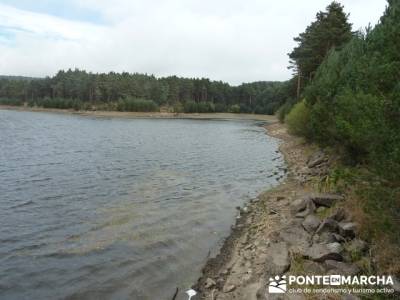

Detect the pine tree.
xmin=288 ymin=1 xmax=353 ymax=95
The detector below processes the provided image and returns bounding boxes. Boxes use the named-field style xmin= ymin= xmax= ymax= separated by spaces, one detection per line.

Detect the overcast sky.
xmin=0 ymin=0 xmax=387 ymax=85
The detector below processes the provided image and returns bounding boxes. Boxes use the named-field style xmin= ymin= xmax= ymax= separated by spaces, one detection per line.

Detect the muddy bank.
xmin=194 ymin=122 xmax=398 ymax=299
xmin=0 ymin=105 xmax=276 ymax=122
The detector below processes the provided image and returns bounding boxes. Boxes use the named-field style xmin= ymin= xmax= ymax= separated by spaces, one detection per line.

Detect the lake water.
xmin=0 ymin=110 xmax=284 ymax=300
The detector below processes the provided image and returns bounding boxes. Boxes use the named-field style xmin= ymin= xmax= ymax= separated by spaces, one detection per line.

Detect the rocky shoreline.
xmin=193 ymin=122 xmax=398 ymax=299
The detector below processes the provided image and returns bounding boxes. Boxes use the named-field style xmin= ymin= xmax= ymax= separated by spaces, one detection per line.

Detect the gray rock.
xmin=279 ymin=226 xmax=311 ymax=255
xmin=315 ymin=218 xmax=339 ymax=235
xmin=338 ymin=222 xmax=357 ymax=238
xmin=307 ymin=150 xmax=326 ymax=168
xmin=303 ymin=260 xmax=326 ymax=274
xmin=223 ymin=284 xmax=236 ymax=293
xmin=346 ymin=239 xmax=367 ymax=253
xmin=205 ymin=278 xmax=216 ymax=288
xmin=325 ymin=260 xmax=360 ymax=275
xmin=290 ymin=197 xmax=309 ymax=214
xmin=332 ymin=233 xmax=346 ymax=243
xmin=310 ymin=193 xmax=344 ymax=207
xmin=291 ymin=197 xmax=316 ymax=218
xmin=265 ymin=242 xmax=290 ymax=275
xmin=306 ymin=242 xmax=343 ymax=262
xmin=314 ymin=232 xmax=337 ymax=244
xmin=302 ymin=214 xmax=321 ymax=233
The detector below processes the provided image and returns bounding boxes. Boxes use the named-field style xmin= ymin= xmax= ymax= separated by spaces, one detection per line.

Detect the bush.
xmin=172 ymin=102 xmax=184 ymax=113
xmin=0 ymin=98 xmax=24 ymax=106
xmin=285 ymin=100 xmax=310 ymax=137
xmin=276 ymin=101 xmax=294 ymax=123
xmin=229 ymin=104 xmax=240 ymax=113
xmin=116 ymin=97 xmax=159 ymax=112
xmin=183 ymin=101 xmax=215 ymax=113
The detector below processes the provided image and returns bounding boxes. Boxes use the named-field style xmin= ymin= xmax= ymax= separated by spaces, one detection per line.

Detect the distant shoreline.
xmin=0 ymin=105 xmax=277 ymax=122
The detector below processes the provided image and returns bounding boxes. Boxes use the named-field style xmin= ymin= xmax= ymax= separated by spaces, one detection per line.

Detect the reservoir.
xmin=0 ymin=110 xmax=284 ymax=299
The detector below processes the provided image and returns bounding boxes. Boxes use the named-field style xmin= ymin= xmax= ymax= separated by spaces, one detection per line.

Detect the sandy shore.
xmin=0 ymin=105 xmax=277 ymax=122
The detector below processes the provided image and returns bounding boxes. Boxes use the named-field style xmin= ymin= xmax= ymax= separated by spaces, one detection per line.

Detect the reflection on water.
xmin=0 ymin=110 xmax=285 ymax=299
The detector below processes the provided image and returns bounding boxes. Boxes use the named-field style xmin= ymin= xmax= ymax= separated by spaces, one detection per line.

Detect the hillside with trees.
xmin=0 ymin=71 xmax=292 ymax=114
xmin=283 ymin=0 xmax=400 ymax=274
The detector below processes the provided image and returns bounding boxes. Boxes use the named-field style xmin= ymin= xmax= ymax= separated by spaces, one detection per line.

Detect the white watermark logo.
xmin=267 ymin=275 xmax=395 ymax=295
xmin=268 ymin=275 xmax=287 ymax=293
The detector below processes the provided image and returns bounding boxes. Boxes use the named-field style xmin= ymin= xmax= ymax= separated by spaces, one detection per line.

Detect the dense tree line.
xmin=285 ymin=0 xmax=399 ymax=182
xmin=0 ymin=71 xmax=291 ymax=114
xmin=284 ymin=0 xmax=400 ymax=272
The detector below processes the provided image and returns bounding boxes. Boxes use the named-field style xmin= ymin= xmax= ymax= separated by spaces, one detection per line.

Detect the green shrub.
xmin=229 ymin=104 xmax=240 ymax=113
xmin=0 ymin=98 xmax=24 ymax=106
xmin=183 ymin=101 xmax=215 ymax=113
xmin=117 ymin=97 xmax=159 ymax=112
xmin=276 ymin=101 xmax=294 ymax=123
xmin=284 ymin=100 xmax=310 ymax=137
xmin=172 ymin=102 xmax=184 ymax=113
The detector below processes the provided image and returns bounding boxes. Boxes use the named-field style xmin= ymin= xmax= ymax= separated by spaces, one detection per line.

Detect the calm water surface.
xmin=0 ymin=110 xmax=285 ymax=300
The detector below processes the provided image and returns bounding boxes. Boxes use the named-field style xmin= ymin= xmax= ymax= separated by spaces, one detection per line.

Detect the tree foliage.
xmin=303 ymin=0 xmax=400 ymax=181
xmin=0 ymin=70 xmax=291 ymax=114
xmin=288 ymin=1 xmax=353 ymax=88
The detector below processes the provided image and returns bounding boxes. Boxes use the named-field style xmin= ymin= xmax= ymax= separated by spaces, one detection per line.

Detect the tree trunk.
xmin=297 ymin=69 xmax=301 ymax=100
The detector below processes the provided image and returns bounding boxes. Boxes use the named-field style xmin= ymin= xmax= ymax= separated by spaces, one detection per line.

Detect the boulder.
xmin=332 ymin=233 xmax=346 ymax=243
xmin=313 ymin=232 xmax=337 ymax=244
xmin=310 ymin=193 xmax=344 ymax=207
xmin=302 ymin=214 xmax=321 ymax=233
xmin=303 ymin=260 xmax=326 ymax=274
xmin=265 ymin=242 xmax=290 ymax=275
xmin=290 ymin=197 xmax=309 ymax=214
xmin=279 ymin=226 xmax=311 ymax=255
xmin=306 ymin=242 xmax=343 ymax=262
xmin=307 ymin=150 xmax=326 ymax=168
xmin=315 ymin=218 xmax=339 ymax=235
xmin=290 ymin=197 xmax=316 ymax=218
xmin=223 ymin=284 xmax=236 ymax=293
xmin=204 ymin=278 xmax=216 ymax=289
xmin=338 ymin=222 xmax=357 ymax=238
xmin=325 ymin=260 xmax=360 ymax=276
